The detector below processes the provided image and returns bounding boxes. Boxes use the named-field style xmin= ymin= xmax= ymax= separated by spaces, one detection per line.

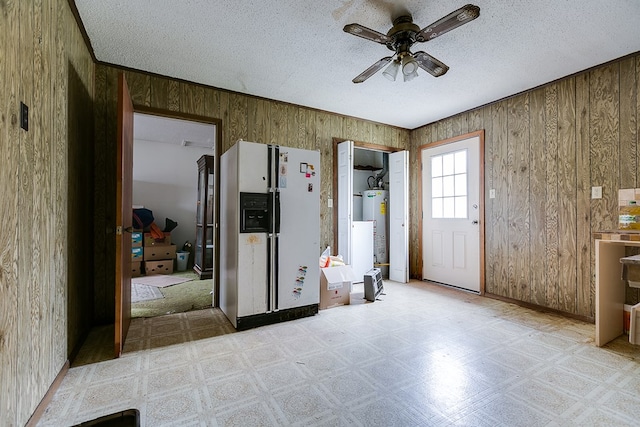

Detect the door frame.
xmin=132 ymin=105 xmax=223 ymax=307
xmin=331 ymin=137 xmax=402 ymax=260
xmin=115 ymin=103 xmax=222 ymax=357
xmin=418 ymin=130 xmax=486 ymax=294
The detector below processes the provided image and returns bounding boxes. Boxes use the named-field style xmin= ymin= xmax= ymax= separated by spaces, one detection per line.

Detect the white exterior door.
xmin=337 ymin=140 xmax=353 ymax=263
xmin=389 ymin=150 xmax=408 ymax=283
xmin=422 ymin=135 xmax=481 ymax=292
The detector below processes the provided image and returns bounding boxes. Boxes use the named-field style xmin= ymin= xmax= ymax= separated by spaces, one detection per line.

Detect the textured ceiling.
xmin=134 ymin=113 xmax=216 ymax=149
xmin=75 ymin=1 xmax=640 ymax=129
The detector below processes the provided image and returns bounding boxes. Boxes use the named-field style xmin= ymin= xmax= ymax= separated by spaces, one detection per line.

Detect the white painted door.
xmin=422 ymin=136 xmax=481 ymax=292
xmin=389 ymin=151 xmax=409 ymax=283
xmin=337 ymin=140 xmax=353 ymax=263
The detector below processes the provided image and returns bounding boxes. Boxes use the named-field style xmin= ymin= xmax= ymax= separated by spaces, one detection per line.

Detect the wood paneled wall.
xmin=411 ymin=53 xmax=640 ymax=319
xmin=92 ymin=64 xmax=410 ymax=323
xmin=0 ymin=0 xmax=94 ymax=425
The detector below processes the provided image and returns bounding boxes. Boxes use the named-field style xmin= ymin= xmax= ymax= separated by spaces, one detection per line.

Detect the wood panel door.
xmin=115 ymin=73 xmax=134 ymax=358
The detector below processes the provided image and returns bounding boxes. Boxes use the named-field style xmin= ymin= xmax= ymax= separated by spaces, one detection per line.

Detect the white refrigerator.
xmin=220 ymin=140 xmax=321 ymax=330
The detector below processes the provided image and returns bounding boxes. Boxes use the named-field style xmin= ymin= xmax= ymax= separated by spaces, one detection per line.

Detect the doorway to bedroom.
xmin=130 ymin=112 xmax=217 ymax=318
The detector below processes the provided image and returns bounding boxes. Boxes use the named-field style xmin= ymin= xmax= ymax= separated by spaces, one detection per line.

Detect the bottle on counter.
xmin=619 ymin=201 xmax=640 ymax=230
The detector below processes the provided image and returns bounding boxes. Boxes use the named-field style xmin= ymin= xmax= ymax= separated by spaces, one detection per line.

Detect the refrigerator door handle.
xmin=274 ymin=234 xmax=279 ymax=311
xmin=267 ymin=144 xmax=273 ymax=189
xmin=266 ymin=233 xmax=272 ymax=313
xmin=275 ymin=191 xmax=281 ymax=234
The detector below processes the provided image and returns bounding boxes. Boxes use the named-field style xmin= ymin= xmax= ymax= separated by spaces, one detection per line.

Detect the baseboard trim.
xmin=484 ymin=292 xmax=594 ymax=324
xmin=25 ymin=360 xmax=70 ymax=427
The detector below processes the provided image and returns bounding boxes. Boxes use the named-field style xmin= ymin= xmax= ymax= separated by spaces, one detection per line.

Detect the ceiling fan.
xmin=343 ymin=4 xmax=480 ymax=83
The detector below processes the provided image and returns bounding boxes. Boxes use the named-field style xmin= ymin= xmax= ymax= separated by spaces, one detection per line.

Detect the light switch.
xmin=489 ymin=189 xmax=495 ymax=199
xmin=328 ymin=198 xmax=333 ymax=208
xmin=591 ymin=186 xmax=602 ymax=199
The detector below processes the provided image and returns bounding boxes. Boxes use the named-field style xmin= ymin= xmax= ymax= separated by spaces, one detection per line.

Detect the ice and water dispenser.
xmin=240 ymin=192 xmax=269 ymax=233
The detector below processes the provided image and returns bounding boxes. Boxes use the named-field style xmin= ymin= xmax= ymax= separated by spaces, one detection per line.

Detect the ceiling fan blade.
xmin=416 ymin=4 xmax=480 ymax=42
xmin=343 ymin=23 xmax=391 ymax=44
xmin=413 ymin=51 xmax=449 ymax=77
xmin=352 ymin=57 xmax=393 ymax=83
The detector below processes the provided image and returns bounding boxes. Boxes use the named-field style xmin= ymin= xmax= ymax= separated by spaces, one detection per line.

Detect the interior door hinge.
xmin=116 ymin=226 xmax=134 ymax=235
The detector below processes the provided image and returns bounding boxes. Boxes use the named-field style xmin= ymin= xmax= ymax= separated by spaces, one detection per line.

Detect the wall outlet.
xmin=591 ymin=186 xmax=602 ymax=199
xmin=489 ymin=189 xmax=496 ymax=199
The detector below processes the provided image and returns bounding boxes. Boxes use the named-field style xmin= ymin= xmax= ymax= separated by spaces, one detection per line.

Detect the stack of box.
xmin=131 ymin=231 xmax=143 ymax=277
xmin=143 ymin=232 xmax=176 ymax=275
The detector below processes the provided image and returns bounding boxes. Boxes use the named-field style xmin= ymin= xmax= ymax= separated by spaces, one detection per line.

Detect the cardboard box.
xmin=145 ymin=260 xmax=174 ymax=275
xmin=131 ymin=231 xmax=143 ymax=247
xmin=131 ymin=261 xmax=142 ymax=277
xmin=618 ymin=188 xmax=640 ymax=206
xmin=320 ymin=265 xmax=358 ymax=310
xmin=144 ymin=232 xmax=171 ymax=247
xmin=131 ymin=246 xmax=143 ymax=261
xmin=143 ymin=244 xmax=176 ymax=261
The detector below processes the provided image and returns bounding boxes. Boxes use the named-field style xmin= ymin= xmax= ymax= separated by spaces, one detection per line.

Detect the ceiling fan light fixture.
xmin=344 ymin=4 xmax=480 ymax=83
xmin=403 ymin=67 xmax=418 ymax=82
xmin=401 ymin=54 xmax=418 ymax=76
xmin=382 ymin=59 xmax=400 ymax=81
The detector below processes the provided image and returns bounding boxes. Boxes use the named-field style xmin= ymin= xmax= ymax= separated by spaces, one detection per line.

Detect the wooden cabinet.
xmin=194 ymin=155 xmax=214 ymax=279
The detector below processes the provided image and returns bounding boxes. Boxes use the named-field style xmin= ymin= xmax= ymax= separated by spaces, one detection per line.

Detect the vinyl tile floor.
xmin=38 ymin=280 xmax=640 ymax=426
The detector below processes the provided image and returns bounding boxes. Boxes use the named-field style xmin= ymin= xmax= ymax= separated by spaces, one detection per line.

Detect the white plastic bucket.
xmin=176 ymin=251 xmax=189 ymax=271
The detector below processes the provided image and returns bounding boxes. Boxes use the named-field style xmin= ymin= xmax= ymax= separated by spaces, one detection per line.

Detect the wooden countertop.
xmin=593 ymin=230 xmax=640 ymax=241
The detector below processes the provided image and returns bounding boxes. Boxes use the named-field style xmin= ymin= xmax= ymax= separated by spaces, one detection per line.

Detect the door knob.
xmin=472 ymin=220 xmax=479 ymax=225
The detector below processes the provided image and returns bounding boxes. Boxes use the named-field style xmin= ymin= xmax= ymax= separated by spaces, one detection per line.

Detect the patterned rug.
xmin=131 ymin=283 xmax=164 ymax=303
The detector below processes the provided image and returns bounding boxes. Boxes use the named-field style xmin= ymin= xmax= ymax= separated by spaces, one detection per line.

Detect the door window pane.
xmin=443 ymin=176 xmax=455 ymax=197
xmin=443 ymin=197 xmax=455 ymax=218
xmin=455 ymin=174 xmax=467 ymax=196
xmin=455 ymin=196 xmax=467 ymax=218
xmin=432 ymin=177 xmax=443 ymax=197
xmin=431 ymin=156 xmax=442 ymax=177
xmin=430 ymin=149 xmax=468 ymax=219
xmin=442 ymin=153 xmax=455 ymax=175
xmin=432 ymin=198 xmax=443 ymax=218
xmin=454 ymin=150 xmax=467 ymax=174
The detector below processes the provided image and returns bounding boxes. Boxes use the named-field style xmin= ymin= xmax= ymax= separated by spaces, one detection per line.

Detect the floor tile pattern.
xmin=39 ymin=281 xmax=640 ymax=426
